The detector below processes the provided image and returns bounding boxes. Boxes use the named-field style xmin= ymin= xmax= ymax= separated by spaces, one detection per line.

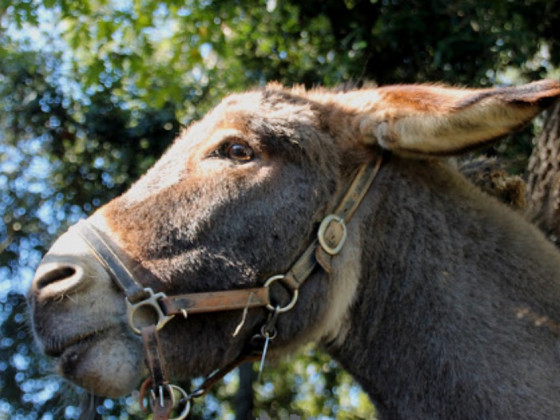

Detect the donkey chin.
xmin=57 ymin=331 xmax=144 ymax=398
xmin=29 ymin=227 xmax=147 ymax=398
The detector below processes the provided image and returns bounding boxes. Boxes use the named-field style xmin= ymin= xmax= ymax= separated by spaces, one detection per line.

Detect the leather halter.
xmin=74 ymin=155 xmax=383 ymax=419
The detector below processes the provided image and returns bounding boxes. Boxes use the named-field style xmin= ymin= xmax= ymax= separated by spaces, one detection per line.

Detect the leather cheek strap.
xmin=142 ymin=325 xmax=174 ymax=419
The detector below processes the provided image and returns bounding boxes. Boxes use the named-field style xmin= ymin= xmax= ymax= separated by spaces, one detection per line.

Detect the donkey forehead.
xmin=207 ymin=89 xmax=320 ymax=136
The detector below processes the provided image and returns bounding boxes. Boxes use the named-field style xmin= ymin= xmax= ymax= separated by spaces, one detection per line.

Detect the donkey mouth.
xmin=57 ymin=335 xmax=101 ymax=377
xmin=44 ymin=330 xmax=105 ymax=359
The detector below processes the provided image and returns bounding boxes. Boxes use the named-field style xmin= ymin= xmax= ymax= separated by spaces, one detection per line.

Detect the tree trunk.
xmin=234 ymin=363 xmax=255 ymax=420
xmin=526 ymin=101 xmax=560 ymax=246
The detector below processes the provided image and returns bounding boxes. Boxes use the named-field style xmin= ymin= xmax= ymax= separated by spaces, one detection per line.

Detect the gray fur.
xmin=329 ymin=156 xmax=560 ymax=419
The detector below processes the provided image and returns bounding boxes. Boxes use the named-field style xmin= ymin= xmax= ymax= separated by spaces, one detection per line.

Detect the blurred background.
xmin=2 ymin=0 xmax=560 ymax=418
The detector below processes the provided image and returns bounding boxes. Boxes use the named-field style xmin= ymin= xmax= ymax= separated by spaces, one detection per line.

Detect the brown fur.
xmin=460 ymin=157 xmax=527 ymax=209
xmin=29 ymin=80 xmax=560 ymax=418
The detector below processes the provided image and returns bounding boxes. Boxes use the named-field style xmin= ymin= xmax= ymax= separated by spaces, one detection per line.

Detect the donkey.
xmin=29 ymin=79 xmax=560 ymax=419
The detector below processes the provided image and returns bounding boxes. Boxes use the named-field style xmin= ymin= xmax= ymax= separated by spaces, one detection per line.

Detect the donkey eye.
xmin=225 ymin=143 xmax=254 ymax=162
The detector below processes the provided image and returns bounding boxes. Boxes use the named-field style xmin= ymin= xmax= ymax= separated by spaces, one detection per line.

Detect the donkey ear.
xmin=343 ymin=80 xmax=560 ymax=156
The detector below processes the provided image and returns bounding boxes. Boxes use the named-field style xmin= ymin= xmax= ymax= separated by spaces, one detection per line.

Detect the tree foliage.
xmin=2 ymin=0 xmax=560 ymax=418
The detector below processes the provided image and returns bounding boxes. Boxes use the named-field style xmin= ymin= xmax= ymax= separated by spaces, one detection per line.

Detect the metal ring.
xmin=260 ymin=324 xmax=278 ymax=340
xmin=264 ymin=275 xmax=299 ymax=313
xmin=168 ymin=384 xmax=191 ymax=420
xmin=126 ymin=288 xmax=175 ymax=334
xmin=149 ymin=384 xmax=191 ymax=420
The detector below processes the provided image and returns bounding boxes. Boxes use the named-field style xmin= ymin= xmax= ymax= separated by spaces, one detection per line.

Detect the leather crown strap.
xmin=74 ymin=155 xmax=383 ymax=419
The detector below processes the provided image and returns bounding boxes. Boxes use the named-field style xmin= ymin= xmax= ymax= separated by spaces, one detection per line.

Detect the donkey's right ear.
xmin=329 ymin=80 xmax=560 ymax=156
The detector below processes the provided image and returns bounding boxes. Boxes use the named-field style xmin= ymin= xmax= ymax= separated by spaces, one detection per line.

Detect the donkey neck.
xmin=326 ymin=156 xmax=560 ymax=419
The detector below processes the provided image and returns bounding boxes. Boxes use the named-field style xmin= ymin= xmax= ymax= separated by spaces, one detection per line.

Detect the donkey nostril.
xmin=32 ymin=263 xmax=86 ymax=299
xmin=35 ymin=266 xmax=77 ymax=290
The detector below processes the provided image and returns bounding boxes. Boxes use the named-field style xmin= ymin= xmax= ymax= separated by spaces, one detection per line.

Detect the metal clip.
xmin=127 ymin=288 xmax=175 ymax=335
xmin=257 ymin=307 xmax=280 ymax=381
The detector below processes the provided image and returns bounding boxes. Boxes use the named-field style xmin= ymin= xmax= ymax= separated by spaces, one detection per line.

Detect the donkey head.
xmin=29 ymin=80 xmax=560 ymax=399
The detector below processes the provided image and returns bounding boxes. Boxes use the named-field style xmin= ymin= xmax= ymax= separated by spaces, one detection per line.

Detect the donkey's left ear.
xmin=341 ymin=80 xmax=560 ymax=156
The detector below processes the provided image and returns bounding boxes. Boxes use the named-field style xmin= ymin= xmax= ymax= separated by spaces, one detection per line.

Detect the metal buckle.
xmin=127 ymin=288 xmax=175 ymax=334
xmin=264 ymin=275 xmax=299 ymax=313
xmin=317 ymin=214 xmax=347 ymax=255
